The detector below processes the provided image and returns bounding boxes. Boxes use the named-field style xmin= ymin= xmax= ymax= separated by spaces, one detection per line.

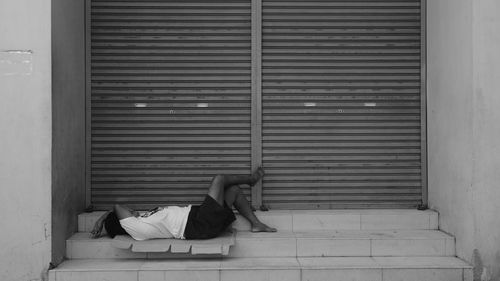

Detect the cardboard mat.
xmin=111 ymin=231 xmax=235 ymax=255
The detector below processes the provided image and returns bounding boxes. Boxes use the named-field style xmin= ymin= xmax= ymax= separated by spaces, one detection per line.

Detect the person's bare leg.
xmin=225 ymin=185 xmax=277 ymax=233
xmin=207 ymin=167 xmax=276 ymax=232
xmin=207 ymin=167 xmax=265 ymax=206
xmin=222 ymin=167 xmax=265 ymax=188
xmin=207 ymin=174 xmax=226 ymax=206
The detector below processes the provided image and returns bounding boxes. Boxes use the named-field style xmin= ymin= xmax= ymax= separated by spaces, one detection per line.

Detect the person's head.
xmin=104 ymin=211 xmax=127 ymax=238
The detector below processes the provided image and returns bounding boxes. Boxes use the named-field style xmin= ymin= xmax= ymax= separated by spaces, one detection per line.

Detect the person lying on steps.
xmin=90 ymin=167 xmax=276 ymax=240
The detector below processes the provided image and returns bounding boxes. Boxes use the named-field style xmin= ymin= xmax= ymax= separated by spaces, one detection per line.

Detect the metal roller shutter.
xmin=89 ymin=0 xmax=252 ymax=209
xmin=261 ymin=0 xmax=424 ymax=208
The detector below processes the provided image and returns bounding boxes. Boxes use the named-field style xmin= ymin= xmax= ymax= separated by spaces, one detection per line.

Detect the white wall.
xmin=51 ymin=0 xmax=86 ymax=266
xmin=0 ymin=1 xmax=52 ymax=281
xmin=428 ymin=0 xmax=500 ymax=280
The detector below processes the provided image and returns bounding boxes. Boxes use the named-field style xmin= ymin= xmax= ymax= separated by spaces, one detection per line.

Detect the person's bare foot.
xmin=251 ymin=222 xmax=277 ymax=232
xmin=250 ymin=167 xmax=265 ymax=186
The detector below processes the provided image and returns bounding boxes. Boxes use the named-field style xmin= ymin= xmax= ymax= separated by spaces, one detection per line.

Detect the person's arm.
xmin=114 ymin=204 xmax=140 ymax=219
xmin=90 ymin=208 xmax=112 ymax=238
xmin=90 ymin=204 xmax=140 ymax=238
xmin=118 ymin=204 xmax=140 ymax=218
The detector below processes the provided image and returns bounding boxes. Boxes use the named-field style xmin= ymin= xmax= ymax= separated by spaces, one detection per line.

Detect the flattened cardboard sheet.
xmin=111 ymin=231 xmax=235 ymax=256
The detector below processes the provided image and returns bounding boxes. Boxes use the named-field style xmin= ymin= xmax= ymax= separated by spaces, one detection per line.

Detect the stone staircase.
xmin=49 ymin=209 xmax=472 ymax=281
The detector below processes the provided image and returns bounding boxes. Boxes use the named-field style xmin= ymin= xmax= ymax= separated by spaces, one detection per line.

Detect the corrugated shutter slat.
xmin=261 ymin=0 xmax=422 ymax=209
xmin=90 ymin=0 xmax=252 ymax=209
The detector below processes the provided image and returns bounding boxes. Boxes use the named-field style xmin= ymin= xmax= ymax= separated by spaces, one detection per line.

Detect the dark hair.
xmin=104 ymin=211 xmax=128 ymax=238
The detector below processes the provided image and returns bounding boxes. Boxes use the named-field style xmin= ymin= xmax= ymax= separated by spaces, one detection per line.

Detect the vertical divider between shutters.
xmin=84 ymin=0 xmax=92 ymax=208
xmin=420 ymin=0 xmax=428 ymax=206
xmin=251 ymin=0 xmax=263 ymax=208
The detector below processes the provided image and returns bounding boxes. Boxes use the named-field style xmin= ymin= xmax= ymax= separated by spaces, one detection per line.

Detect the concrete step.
xmin=49 ymin=257 xmax=472 ymax=281
xmin=67 ymin=229 xmax=455 ymax=259
xmin=79 ymin=209 xmax=439 ymax=233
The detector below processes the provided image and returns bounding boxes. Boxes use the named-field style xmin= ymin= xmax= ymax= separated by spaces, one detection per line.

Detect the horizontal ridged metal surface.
xmin=261 ymin=0 xmax=423 ymax=208
xmin=90 ymin=0 xmax=252 ymax=209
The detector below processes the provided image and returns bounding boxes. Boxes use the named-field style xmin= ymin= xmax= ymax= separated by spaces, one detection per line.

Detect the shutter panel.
xmin=90 ymin=0 xmax=252 ymax=209
xmin=261 ymin=0 xmax=423 ymax=208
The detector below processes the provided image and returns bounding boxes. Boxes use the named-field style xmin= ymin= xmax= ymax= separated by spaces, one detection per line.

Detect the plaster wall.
xmin=0 ymin=1 xmax=52 ymax=280
xmin=51 ymin=0 xmax=86 ymax=266
xmin=428 ymin=0 xmax=500 ymax=280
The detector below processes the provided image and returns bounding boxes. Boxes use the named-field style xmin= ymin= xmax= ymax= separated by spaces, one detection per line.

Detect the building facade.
xmin=0 ymin=0 xmax=499 ymax=280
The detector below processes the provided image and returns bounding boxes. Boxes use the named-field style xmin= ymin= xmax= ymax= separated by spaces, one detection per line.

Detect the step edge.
xmin=50 ymin=256 xmax=472 ymax=272
xmin=68 ymin=230 xmax=455 ymax=242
